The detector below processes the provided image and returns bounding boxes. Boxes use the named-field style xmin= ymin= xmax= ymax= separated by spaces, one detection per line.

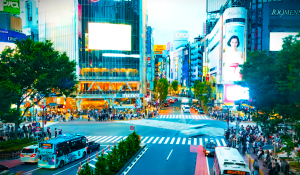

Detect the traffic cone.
xmin=87 ymin=155 xmax=89 ymax=163
xmin=96 ymin=151 xmax=98 ymax=158
xmin=108 ymin=143 xmax=110 ymax=151
xmin=79 ymin=161 xmax=81 ymax=170
xmin=113 ymin=141 xmax=115 ymax=147
xmin=103 ymin=147 xmax=104 ymax=154
xmin=78 ymin=167 xmax=80 ymax=174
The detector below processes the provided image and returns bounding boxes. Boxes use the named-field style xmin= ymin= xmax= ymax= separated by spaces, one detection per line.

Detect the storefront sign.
xmin=49 ymin=103 xmax=57 ymax=106
xmin=271 ymin=9 xmax=300 ymax=17
xmin=122 ymin=94 xmax=140 ymax=98
xmin=0 ymin=29 xmax=25 ymax=43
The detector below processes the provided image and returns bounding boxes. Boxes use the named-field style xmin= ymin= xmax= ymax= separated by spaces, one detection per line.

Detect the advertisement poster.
xmin=223 ymin=25 xmax=245 ymax=81
xmin=3 ymin=0 xmax=20 ymax=15
xmin=225 ymin=85 xmax=249 ymax=102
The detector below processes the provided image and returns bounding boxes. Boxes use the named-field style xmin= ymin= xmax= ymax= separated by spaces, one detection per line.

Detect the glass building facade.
xmin=39 ymin=0 xmax=147 ymax=111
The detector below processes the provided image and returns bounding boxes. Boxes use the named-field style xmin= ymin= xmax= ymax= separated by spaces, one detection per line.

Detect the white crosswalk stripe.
xmin=86 ymin=136 xmax=227 ymax=146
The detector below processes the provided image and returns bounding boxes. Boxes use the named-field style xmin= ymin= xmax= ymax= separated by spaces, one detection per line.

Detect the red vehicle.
xmin=169 ymin=99 xmax=175 ymax=103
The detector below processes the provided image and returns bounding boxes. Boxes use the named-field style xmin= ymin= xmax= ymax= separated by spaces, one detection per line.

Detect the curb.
xmin=245 ymin=152 xmax=264 ymax=175
xmin=116 ymin=143 xmax=147 ymax=175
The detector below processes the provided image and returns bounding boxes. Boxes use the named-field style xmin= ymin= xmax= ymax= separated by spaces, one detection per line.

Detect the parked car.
xmin=163 ymin=101 xmax=169 ymax=107
xmin=86 ymin=141 xmax=100 ymax=153
xmin=169 ymin=99 xmax=175 ymax=103
xmin=20 ymin=145 xmax=39 ymax=163
xmin=203 ymin=140 xmax=217 ymax=156
xmin=182 ymin=106 xmax=190 ymax=113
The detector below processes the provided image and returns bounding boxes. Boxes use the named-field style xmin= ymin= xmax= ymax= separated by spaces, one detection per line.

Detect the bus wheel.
xmin=60 ymin=161 xmax=64 ymax=168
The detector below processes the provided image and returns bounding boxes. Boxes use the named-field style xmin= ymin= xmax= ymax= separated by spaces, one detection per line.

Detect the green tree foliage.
xmin=280 ymin=134 xmax=296 ymax=158
xmin=155 ymin=78 xmax=169 ymax=106
xmin=95 ymin=132 xmax=141 ymax=175
xmin=79 ymin=162 xmax=94 ymax=175
xmin=95 ymin=153 xmax=108 ymax=175
xmin=171 ymin=80 xmax=178 ymax=93
xmin=153 ymin=79 xmax=158 ymax=92
xmin=0 ymin=38 xmax=77 ymax=139
xmin=193 ymin=80 xmax=213 ymax=110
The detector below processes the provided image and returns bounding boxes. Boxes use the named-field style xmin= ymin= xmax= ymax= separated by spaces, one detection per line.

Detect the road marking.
xmin=92 ymin=158 xmax=97 ymax=162
xmin=152 ymin=137 xmax=160 ymax=144
xmin=188 ymin=138 xmax=191 ymax=145
xmin=194 ymin=138 xmax=197 ymax=145
xmin=118 ymin=136 xmax=127 ymax=142
xmin=141 ymin=137 xmax=149 ymax=143
xmin=216 ymin=139 xmax=221 ymax=146
xmin=166 ymin=149 xmax=173 ymax=161
xmin=182 ymin=138 xmax=186 ymax=144
xmin=205 ymin=138 xmax=208 ymax=143
xmin=179 ymin=116 xmax=181 ymax=118
xmin=94 ymin=136 xmax=106 ymax=142
xmin=176 ymin=138 xmax=181 ymax=144
xmin=112 ymin=136 xmax=123 ymax=142
xmin=147 ymin=137 xmax=154 ymax=143
xmin=23 ymin=168 xmax=40 ymax=175
xmin=166 ymin=116 xmax=169 ymax=118
xmin=221 ymin=139 xmax=226 ymax=146
xmin=89 ymin=163 xmax=95 ymax=168
xmin=200 ymin=138 xmax=203 ymax=145
xmin=106 ymin=136 xmax=118 ymax=143
xmin=100 ymin=136 xmax=113 ymax=142
xmin=158 ymin=137 xmax=165 ymax=144
xmin=206 ymin=156 xmax=210 ymax=175
xmin=164 ymin=137 xmax=170 ymax=144
xmin=170 ymin=137 xmax=175 ymax=144
xmin=88 ymin=136 xmax=99 ymax=141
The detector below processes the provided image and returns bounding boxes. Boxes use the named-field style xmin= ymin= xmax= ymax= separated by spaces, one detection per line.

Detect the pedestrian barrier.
xmin=87 ymin=155 xmax=89 ymax=163
xmin=79 ymin=161 xmax=81 ymax=170
xmin=0 ymin=151 xmax=21 ymax=160
xmin=96 ymin=151 xmax=98 ymax=158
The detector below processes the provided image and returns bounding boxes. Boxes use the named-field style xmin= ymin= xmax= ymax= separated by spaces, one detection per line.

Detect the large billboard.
xmin=88 ymin=23 xmax=131 ymax=51
xmin=172 ymin=30 xmax=189 ymax=41
xmin=2 ymin=0 xmax=20 ymax=15
xmin=225 ymin=85 xmax=249 ymax=102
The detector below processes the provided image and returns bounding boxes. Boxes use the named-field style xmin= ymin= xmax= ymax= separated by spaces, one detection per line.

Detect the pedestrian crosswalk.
xmin=156 ymin=115 xmax=209 ymax=120
xmin=86 ymin=136 xmax=227 ymax=146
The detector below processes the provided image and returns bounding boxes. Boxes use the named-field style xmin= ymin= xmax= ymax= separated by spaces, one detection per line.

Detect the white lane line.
xmin=166 ymin=149 xmax=173 ymax=161
xmin=89 ymin=163 xmax=95 ymax=168
xmin=94 ymin=136 xmax=106 ymax=142
xmin=147 ymin=137 xmax=154 ymax=143
xmin=166 ymin=116 xmax=169 ymax=118
xmin=182 ymin=138 xmax=186 ymax=145
xmin=170 ymin=137 xmax=175 ymax=144
xmin=163 ymin=116 xmax=166 ymax=118
xmin=216 ymin=139 xmax=221 ymax=146
xmin=164 ymin=137 xmax=170 ymax=144
xmin=112 ymin=136 xmax=123 ymax=143
xmin=194 ymin=138 xmax=197 ymax=145
xmin=221 ymin=139 xmax=226 ymax=146
xmin=205 ymin=138 xmax=208 ymax=143
xmin=106 ymin=136 xmax=118 ymax=143
xmin=176 ymin=138 xmax=181 ymax=144
xmin=100 ymin=136 xmax=113 ymax=142
xmin=118 ymin=136 xmax=127 ymax=143
xmin=86 ymin=136 xmax=94 ymax=139
xmin=158 ymin=137 xmax=165 ymax=144
xmin=200 ymin=138 xmax=203 ymax=145
xmin=188 ymin=138 xmax=191 ymax=145
xmin=88 ymin=136 xmax=99 ymax=141
xmin=152 ymin=137 xmax=160 ymax=144
xmin=206 ymin=157 xmax=210 ymax=175
xmin=141 ymin=137 xmax=149 ymax=143
xmin=179 ymin=115 xmax=182 ymax=118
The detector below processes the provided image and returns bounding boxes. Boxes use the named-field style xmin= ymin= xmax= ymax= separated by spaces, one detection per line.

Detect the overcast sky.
xmin=147 ymin=0 xmax=207 ymax=45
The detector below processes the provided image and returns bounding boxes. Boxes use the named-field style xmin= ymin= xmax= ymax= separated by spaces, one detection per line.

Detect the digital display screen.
xmin=225 ymin=85 xmax=249 ymax=102
xmin=41 ymin=144 xmax=52 ymax=149
xmin=269 ymin=32 xmax=298 ymax=51
xmin=88 ymin=23 xmax=131 ymax=51
xmin=224 ymin=170 xmax=250 ymax=175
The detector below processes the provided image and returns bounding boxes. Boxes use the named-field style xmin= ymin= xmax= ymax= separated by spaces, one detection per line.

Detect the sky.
xmin=147 ymin=0 xmax=207 ymax=45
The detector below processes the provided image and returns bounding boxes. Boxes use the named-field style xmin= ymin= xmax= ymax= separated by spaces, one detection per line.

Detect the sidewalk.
xmin=0 ymin=159 xmax=22 ymax=168
xmin=240 ymin=149 xmax=268 ymax=175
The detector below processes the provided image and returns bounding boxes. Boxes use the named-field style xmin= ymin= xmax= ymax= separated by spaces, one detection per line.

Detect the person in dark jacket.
xmin=268 ymin=163 xmax=278 ymax=175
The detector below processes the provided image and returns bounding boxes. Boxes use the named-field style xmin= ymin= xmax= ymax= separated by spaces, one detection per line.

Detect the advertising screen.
xmin=225 ymin=85 xmax=249 ymax=102
xmin=223 ymin=25 xmax=245 ymax=82
xmin=269 ymin=32 xmax=298 ymax=51
xmin=3 ymin=0 xmax=20 ymax=15
xmin=88 ymin=23 xmax=131 ymax=51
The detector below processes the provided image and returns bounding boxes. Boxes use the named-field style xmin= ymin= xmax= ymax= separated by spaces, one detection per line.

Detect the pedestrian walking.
xmin=55 ymin=128 xmax=57 ymax=138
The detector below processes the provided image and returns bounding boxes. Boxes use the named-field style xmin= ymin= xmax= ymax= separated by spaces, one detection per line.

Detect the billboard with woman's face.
xmin=223 ymin=25 xmax=245 ymax=82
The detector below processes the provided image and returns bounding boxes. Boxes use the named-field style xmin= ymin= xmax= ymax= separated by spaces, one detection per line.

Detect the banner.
xmin=3 ymin=0 xmax=20 ymax=15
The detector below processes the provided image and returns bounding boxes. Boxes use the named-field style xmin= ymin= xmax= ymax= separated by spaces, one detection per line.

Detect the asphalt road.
xmin=9 ymin=97 xmax=236 ymax=175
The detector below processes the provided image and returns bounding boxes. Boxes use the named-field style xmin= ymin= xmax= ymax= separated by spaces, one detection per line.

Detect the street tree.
xmin=171 ymin=80 xmax=178 ymax=94
xmin=0 ymin=38 xmax=77 ymax=139
xmin=79 ymin=162 xmax=94 ymax=175
xmin=193 ymin=80 xmax=213 ymax=110
xmin=95 ymin=153 xmax=108 ymax=175
xmin=155 ymin=78 xmax=169 ymax=107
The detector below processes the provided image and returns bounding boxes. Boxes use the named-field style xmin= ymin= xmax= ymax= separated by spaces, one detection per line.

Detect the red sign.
xmin=41 ymin=105 xmax=45 ymax=109
xmin=130 ymin=126 xmax=134 ymax=130
xmin=134 ymin=104 xmax=137 ymax=108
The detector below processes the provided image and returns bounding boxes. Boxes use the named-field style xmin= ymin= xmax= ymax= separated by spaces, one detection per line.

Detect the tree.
xmin=153 ymin=79 xmax=158 ymax=92
xmin=155 ymin=78 xmax=169 ymax=107
xmin=95 ymin=153 xmax=108 ymax=175
xmin=117 ymin=140 xmax=127 ymax=168
xmin=193 ymin=80 xmax=213 ymax=110
xmin=0 ymin=38 xmax=77 ymax=139
xmin=106 ymin=148 xmax=120 ymax=175
xmin=171 ymin=80 xmax=178 ymax=94
xmin=79 ymin=162 xmax=94 ymax=175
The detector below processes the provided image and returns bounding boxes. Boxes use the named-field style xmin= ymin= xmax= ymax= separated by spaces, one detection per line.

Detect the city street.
xmin=9 ymin=98 xmax=235 ymax=175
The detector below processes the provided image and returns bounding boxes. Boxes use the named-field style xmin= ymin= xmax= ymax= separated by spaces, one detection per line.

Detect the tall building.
xmin=39 ymin=0 xmax=147 ymax=112
xmin=190 ymin=36 xmax=204 ymax=87
xmin=146 ymin=26 xmax=154 ymax=92
xmin=20 ymin=0 xmax=38 ymax=41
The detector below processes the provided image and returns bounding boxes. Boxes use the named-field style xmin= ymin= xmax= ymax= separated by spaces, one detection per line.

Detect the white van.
xmin=181 ymin=98 xmax=189 ymax=108
xmin=20 ymin=145 xmax=39 ymax=163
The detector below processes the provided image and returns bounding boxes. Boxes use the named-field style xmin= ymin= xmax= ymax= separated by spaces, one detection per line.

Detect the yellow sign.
xmin=154 ymin=45 xmax=166 ymax=52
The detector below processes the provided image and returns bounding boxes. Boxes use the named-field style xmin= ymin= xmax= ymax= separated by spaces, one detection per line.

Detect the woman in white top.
xmin=225 ymin=35 xmax=244 ymax=80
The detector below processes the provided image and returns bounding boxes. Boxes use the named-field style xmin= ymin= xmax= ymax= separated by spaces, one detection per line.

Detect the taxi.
xmin=20 ymin=145 xmax=39 ymax=163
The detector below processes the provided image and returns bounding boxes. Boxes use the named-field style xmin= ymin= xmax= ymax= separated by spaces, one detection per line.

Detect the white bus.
xmin=213 ymin=147 xmax=251 ymax=175
xmin=37 ymin=134 xmax=87 ymax=168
